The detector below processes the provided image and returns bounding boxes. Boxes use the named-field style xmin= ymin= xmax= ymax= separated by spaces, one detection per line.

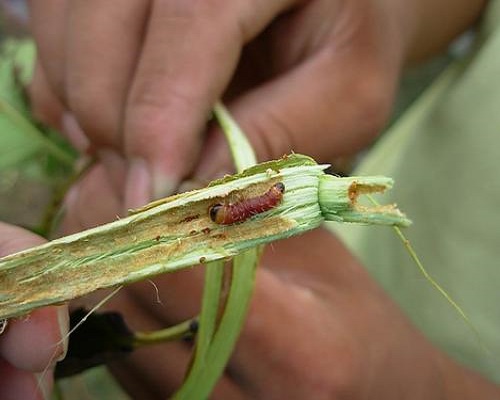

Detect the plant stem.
xmin=174 ymin=102 xmax=260 ymax=399
xmin=132 ymin=319 xmax=197 ymax=347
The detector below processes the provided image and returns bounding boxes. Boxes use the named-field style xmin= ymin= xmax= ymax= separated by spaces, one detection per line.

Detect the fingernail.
xmin=125 ymin=158 xmax=153 ymax=210
xmin=61 ymin=112 xmax=89 ymax=153
xmin=56 ymin=306 xmax=69 ymax=362
xmin=97 ymin=148 xmax=127 ymax=192
xmin=152 ymin=169 xmax=177 ymax=200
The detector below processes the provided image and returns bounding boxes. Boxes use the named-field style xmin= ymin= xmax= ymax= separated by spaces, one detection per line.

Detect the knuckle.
xmin=125 ymin=84 xmax=193 ymax=141
xmin=128 ymin=82 xmax=195 ymax=118
xmin=124 ymin=85 xmax=204 ymax=164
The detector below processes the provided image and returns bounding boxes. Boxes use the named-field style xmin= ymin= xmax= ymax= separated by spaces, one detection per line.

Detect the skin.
xmin=3 ymin=0 xmax=496 ymax=398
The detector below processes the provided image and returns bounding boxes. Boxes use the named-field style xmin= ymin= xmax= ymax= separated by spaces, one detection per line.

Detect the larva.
xmin=209 ymin=182 xmax=285 ymax=225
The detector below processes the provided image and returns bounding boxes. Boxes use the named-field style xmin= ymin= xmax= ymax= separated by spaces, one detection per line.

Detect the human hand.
xmin=0 ymin=223 xmax=68 ymax=400
xmin=29 ymin=0 xmax=412 ymax=209
xmin=97 ymin=227 xmax=498 ymax=399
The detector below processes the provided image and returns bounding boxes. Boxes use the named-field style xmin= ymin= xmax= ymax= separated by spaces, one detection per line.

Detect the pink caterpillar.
xmin=209 ymin=182 xmax=285 ymax=225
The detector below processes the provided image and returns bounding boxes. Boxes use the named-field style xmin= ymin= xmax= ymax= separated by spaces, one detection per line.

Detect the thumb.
xmin=0 ymin=222 xmax=47 ymax=260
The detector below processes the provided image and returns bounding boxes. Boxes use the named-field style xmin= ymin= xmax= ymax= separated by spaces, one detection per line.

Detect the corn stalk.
xmin=0 ymin=153 xmax=409 ymax=321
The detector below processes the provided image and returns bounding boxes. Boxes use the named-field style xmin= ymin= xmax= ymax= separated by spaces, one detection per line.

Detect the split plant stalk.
xmin=0 ymin=154 xmax=408 ymax=320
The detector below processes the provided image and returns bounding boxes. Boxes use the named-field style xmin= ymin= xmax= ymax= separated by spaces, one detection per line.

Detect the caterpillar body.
xmin=209 ymin=182 xmax=285 ymax=225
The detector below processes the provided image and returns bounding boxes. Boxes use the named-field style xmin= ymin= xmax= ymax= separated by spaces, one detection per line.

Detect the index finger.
xmin=124 ymin=0 xmax=298 ymax=199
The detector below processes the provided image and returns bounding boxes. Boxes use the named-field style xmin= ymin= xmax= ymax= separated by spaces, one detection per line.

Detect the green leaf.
xmin=0 ymin=115 xmax=42 ymax=169
xmin=0 ymin=39 xmax=35 ymax=116
xmin=0 ymin=40 xmax=76 ymax=172
xmin=0 ymin=97 xmax=75 ymax=170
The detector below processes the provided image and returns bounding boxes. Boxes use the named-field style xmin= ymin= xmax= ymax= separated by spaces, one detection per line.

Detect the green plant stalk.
xmin=174 ymin=250 xmax=259 ymax=399
xmin=191 ymin=260 xmax=224 ymax=362
xmin=0 ymin=155 xmax=408 ymax=320
xmin=131 ymin=319 xmax=197 ymax=347
xmin=174 ymin=102 xmax=261 ymax=399
xmin=212 ymin=102 xmax=256 ymax=171
xmin=319 ymin=175 xmax=411 ymax=226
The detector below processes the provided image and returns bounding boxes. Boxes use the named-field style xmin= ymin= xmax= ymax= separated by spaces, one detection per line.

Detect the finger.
xmin=0 ymin=358 xmax=51 ymax=400
xmin=124 ymin=0 xmax=299 ymax=200
xmin=28 ymin=0 xmax=69 ymax=101
xmin=0 ymin=222 xmax=46 ymax=257
xmin=0 ymin=306 xmax=68 ymax=372
xmin=64 ymin=0 xmax=151 ymax=148
xmin=194 ymin=46 xmax=396 ymax=181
